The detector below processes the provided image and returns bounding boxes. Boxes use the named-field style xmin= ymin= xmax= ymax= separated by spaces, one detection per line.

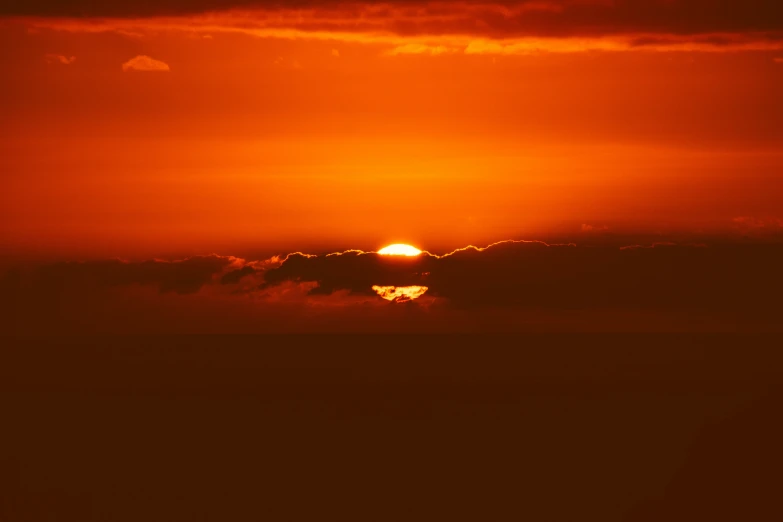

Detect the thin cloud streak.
xmin=44 ymin=53 xmax=76 ymax=64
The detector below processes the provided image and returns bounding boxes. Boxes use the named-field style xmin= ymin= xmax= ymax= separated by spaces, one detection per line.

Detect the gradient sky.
xmin=1 ymin=0 xmax=783 ymax=260
xmin=5 ymin=9 xmax=783 ymax=518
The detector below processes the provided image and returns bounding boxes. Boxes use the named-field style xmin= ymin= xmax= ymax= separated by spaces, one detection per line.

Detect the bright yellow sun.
xmin=377 ymin=244 xmax=422 ymax=256
xmin=372 ymin=285 xmax=429 ymax=302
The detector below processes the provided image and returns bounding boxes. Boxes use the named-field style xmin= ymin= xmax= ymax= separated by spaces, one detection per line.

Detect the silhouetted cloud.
xmin=31 ymin=255 xmax=239 ymax=294
xmin=220 ymin=265 xmax=257 ymax=285
xmin=262 ymin=240 xmax=783 ymax=313
xmin=3 ymin=240 xmax=783 ymax=334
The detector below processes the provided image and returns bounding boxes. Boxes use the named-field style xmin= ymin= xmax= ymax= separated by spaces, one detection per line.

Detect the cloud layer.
xmin=6 ymin=1 xmax=783 ymax=36
xmin=26 ymin=255 xmax=239 ymax=293
xmin=262 ymin=240 xmax=783 ymax=312
xmin=4 ymin=240 xmax=781 ymax=334
xmin=8 ymin=1 xmax=783 ymax=53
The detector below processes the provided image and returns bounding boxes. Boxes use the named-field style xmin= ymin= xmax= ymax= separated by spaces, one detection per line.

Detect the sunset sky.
xmin=2 ymin=0 xmax=782 ymax=258
xmin=1 ymin=1 xmax=782 ymax=332
xmin=5 ymin=7 xmax=783 ymax=522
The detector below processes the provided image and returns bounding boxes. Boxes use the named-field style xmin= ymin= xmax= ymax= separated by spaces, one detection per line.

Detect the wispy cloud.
xmin=581 ymin=224 xmax=609 ymax=232
xmin=385 ymin=43 xmax=454 ymax=56
xmin=732 ymin=216 xmax=783 ymax=229
xmin=45 ymin=53 xmax=75 ymax=65
xmin=273 ymin=56 xmax=302 ymax=69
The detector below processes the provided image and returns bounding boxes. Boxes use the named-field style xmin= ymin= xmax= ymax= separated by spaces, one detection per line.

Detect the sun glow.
xmin=377 ymin=244 xmax=422 ymax=256
xmin=372 ymin=285 xmax=429 ymax=302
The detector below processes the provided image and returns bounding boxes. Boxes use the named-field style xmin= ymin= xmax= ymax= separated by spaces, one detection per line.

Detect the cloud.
xmin=260 ymin=240 xmax=783 ymax=316
xmin=6 ymin=1 xmax=783 ymax=37
xmin=774 ymin=57 xmax=783 ymax=63
xmin=121 ymin=55 xmax=170 ymax=72
xmin=273 ymin=55 xmax=302 ymax=69
xmin=220 ymin=265 xmax=257 ymax=285
xmin=581 ymin=224 xmax=609 ymax=232
xmin=8 ymin=241 xmax=783 ymax=314
xmin=330 ymin=48 xmax=339 ymax=57
xmin=4 ymin=240 xmax=783 ymax=334
xmin=11 ymin=2 xmax=783 ymax=54
xmin=618 ymin=241 xmax=678 ymax=251
xmin=26 ymin=255 xmax=242 ymax=294
xmin=385 ymin=44 xmax=454 ymax=56
xmin=45 ymin=53 xmax=75 ymax=64
xmin=732 ymin=216 xmax=783 ymax=230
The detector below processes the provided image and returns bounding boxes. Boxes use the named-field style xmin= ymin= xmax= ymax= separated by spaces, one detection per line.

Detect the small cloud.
xmin=774 ymin=57 xmax=783 ymax=64
xmin=116 ymin=30 xmax=145 ymax=39
xmin=331 ymin=48 xmax=340 ymax=58
xmin=733 ymin=216 xmax=764 ymax=228
xmin=203 ymin=34 xmax=213 ymax=40
xmin=45 ymin=54 xmax=76 ymax=65
xmin=385 ymin=44 xmax=454 ymax=56
xmin=732 ymin=216 xmax=783 ymax=229
xmin=122 ymin=55 xmax=170 ymax=72
xmin=581 ymin=224 xmax=609 ymax=232
xmin=273 ymin=56 xmax=302 ymax=69
xmin=620 ymin=242 xmax=678 ymax=251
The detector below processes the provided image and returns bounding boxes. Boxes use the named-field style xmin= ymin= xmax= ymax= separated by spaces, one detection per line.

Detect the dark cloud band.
xmin=4 ymin=1 xmax=783 ymax=39
xmin=263 ymin=240 xmax=783 ymax=316
xmin=20 ymin=255 xmax=238 ymax=295
xmin=3 ymin=241 xmax=782 ymax=333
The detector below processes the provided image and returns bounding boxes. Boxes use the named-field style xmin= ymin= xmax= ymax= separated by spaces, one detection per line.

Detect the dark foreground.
xmin=2 ymin=334 xmax=782 ymax=521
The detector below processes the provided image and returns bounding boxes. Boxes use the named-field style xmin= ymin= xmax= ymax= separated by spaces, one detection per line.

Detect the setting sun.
xmin=377 ymin=244 xmax=422 ymax=256
xmin=371 ymin=285 xmax=429 ymax=302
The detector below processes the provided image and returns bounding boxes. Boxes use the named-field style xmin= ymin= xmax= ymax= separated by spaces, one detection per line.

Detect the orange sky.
xmin=2 ymin=1 xmax=782 ymax=260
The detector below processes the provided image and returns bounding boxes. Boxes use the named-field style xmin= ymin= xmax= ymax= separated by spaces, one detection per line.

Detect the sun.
xmin=377 ymin=244 xmax=422 ymax=256
xmin=372 ymin=285 xmax=429 ymax=302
